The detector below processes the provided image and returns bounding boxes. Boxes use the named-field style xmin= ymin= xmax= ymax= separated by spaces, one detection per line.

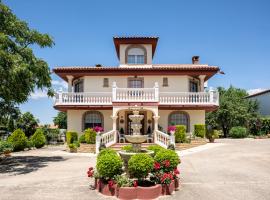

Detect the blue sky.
xmin=4 ymin=0 xmax=270 ymax=124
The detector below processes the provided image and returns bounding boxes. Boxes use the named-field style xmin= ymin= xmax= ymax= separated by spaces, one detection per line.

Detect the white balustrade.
xmin=96 ymin=130 xmax=117 ymax=154
xmin=154 ymin=130 xmax=174 ymax=149
xmin=113 ymin=87 xmax=157 ymax=102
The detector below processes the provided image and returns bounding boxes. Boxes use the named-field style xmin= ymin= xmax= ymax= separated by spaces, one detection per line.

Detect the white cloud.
xmin=30 ymin=90 xmax=48 ymax=99
xmin=52 ymin=80 xmax=68 ymax=89
xmin=247 ymin=88 xmax=266 ymax=95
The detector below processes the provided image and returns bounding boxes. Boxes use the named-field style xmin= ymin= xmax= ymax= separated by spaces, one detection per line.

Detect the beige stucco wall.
xmin=83 ymin=75 xmax=189 ymax=93
xmin=67 ymin=110 xmax=113 ymax=135
xmin=158 ymin=110 xmax=205 ymax=133
xmin=119 ymin=44 xmax=152 ymax=65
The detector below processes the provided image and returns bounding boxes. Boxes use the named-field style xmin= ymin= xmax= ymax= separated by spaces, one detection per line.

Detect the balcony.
xmin=54 ymin=82 xmax=219 ymax=107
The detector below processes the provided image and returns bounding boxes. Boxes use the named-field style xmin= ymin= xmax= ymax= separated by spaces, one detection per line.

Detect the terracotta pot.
xmin=137 ymin=184 xmax=162 ymax=199
xmin=98 ymin=180 xmax=116 ymax=196
xmin=69 ymin=148 xmax=77 ymax=153
xmin=162 ymin=180 xmax=175 ymax=195
xmin=174 ymin=178 xmax=180 ymax=191
xmin=209 ymin=138 xmax=215 ymax=143
xmin=116 ymin=186 xmax=137 ymax=200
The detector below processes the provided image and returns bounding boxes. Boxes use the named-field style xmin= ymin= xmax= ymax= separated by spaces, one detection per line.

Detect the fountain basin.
xmin=125 ymin=135 xmax=147 ymax=144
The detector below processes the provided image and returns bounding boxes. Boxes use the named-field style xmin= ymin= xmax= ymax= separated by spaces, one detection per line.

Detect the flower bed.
xmin=87 ymin=148 xmax=181 ymax=199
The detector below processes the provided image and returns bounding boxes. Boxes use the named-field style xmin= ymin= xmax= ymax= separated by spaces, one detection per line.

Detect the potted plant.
xmin=206 ymin=129 xmax=219 ymax=143
xmin=69 ymin=143 xmax=77 ymax=153
xmin=167 ymin=125 xmax=176 ymax=135
xmin=0 ymin=141 xmax=14 ymax=157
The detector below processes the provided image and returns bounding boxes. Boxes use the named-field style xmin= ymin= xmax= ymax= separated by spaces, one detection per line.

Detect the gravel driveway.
xmin=0 ymin=139 xmax=270 ymax=200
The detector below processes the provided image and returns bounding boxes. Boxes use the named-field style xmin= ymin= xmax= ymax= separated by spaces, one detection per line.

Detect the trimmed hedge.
xmin=66 ymin=131 xmax=78 ymax=145
xmin=194 ymin=124 xmax=206 ymax=138
xmin=229 ymin=126 xmax=247 ymax=138
xmin=97 ymin=152 xmax=122 ymax=179
xmin=147 ymin=145 xmax=165 ymax=156
xmin=154 ymin=149 xmax=180 ymax=171
xmin=175 ymin=125 xmax=186 ymax=143
xmin=84 ymin=128 xmax=96 ymax=144
xmin=79 ymin=134 xmax=86 ymax=143
xmin=128 ymin=153 xmax=154 ymax=178
xmin=8 ymin=129 xmax=28 ymax=151
xmin=30 ymin=129 xmax=46 ymax=148
xmin=97 ymin=148 xmax=117 ymax=159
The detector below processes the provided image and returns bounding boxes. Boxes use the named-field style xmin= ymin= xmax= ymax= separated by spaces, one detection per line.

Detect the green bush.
xmin=206 ymin=129 xmax=220 ymax=140
xmin=97 ymin=152 xmax=122 ymax=179
xmin=30 ymin=129 xmax=46 ymax=148
xmin=248 ymin=117 xmax=262 ymax=135
xmin=8 ymin=129 xmax=28 ymax=151
xmin=26 ymin=139 xmax=34 ymax=149
xmin=229 ymin=126 xmax=247 ymax=138
xmin=79 ymin=134 xmax=86 ymax=143
xmin=66 ymin=131 xmax=78 ymax=145
xmin=97 ymin=148 xmax=117 ymax=159
xmin=175 ymin=125 xmax=186 ymax=143
xmin=147 ymin=145 xmax=165 ymax=156
xmin=154 ymin=149 xmax=180 ymax=171
xmin=194 ymin=124 xmax=206 ymax=138
xmin=261 ymin=118 xmax=270 ymax=134
xmin=84 ymin=128 xmax=96 ymax=144
xmin=0 ymin=140 xmax=13 ymax=154
xmin=68 ymin=143 xmax=77 ymax=149
xmin=122 ymin=144 xmax=133 ymax=152
xmin=128 ymin=153 xmax=154 ymax=179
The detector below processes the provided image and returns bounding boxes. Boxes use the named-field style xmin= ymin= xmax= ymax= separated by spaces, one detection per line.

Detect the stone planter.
xmin=175 ymin=178 xmax=180 ymax=191
xmin=116 ymin=187 xmax=137 ymax=200
xmin=137 ymin=184 xmax=162 ymax=199
xmin=98 ymin=180 xmax=116 ymax=196
xmin=69 ymin=148 xmax=77 ymax=153
xmin=162 ymin=180 xmax=175 ymax=195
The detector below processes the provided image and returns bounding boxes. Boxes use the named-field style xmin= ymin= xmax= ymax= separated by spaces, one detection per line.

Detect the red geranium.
xmin=174 ymin=168 xmax=180 ymax=175
xmin=161 ymin=172 xmax=174 ymax=185
xmin=108 ymin=180 xmax=115 ymax=188
xmin=154 ymin=162 xmax=161 ymax=170
xmin=163 ymin=160 xmax=170 ymax=168
xmin=87 ymin=167 xmax=94 ymax=177
xmin=133 ymin=180 xmax=138 ymax=187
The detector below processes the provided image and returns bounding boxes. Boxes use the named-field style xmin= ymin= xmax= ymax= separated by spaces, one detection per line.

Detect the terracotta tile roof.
xmin=113 ymin=36 xmax=159 ymax=39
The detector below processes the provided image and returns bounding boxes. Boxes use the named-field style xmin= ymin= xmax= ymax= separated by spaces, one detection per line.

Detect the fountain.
xmin=119 ymin=106 xmax=154 ymax=173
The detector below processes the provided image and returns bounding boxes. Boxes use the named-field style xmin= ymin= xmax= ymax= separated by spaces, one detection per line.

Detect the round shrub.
xmin=97 ymin=148 xmax=117 ymax=159
xmin=0 ymin=140 xmax=13 ymax=154
xmin=154 ymin=149 xmax=180 ymax=171
xmin=147 ymin=145 xmax=165 ymax=156
xmin=175 ymin=125 xmax=186 ymax=143
xmin=30 ymin=129 xmax=46 ymax=148
xmin=79 ymin=134 xmax=86 ymax=143
xmin=8 ymin=129 xmax=28 ymax=151
xmin=194 ymin=124 xmax=206 ymax=138
xmin=128 ymin=153 xmax=154 ymax=179
xmin=66 ymin=131 xmax=78 ymax=145
xmin=84 ymin=128 xmax=96 ymax=144
xmin=229 ymin=126 xmax=247 ymax=138
xmin=97 ymin=153 xmax=122 ymax=179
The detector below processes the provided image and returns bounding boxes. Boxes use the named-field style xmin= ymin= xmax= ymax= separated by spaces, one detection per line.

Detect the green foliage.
xmin=42 ymin=126 xmax=59 ymax=143
xmin=229 ymin=126 xmax=248 ymax=138
xmin=30 ymin=129 xmax=46 ymax=148
xmin=79 ymin=134 xmax=86 ymax=143
xmin=261 ymin=118 xmax=270 ymax=134
xmin=128 ymin=153 xmax=154 ymax=179
xmin=8 ymin=129 xmax=27 ymax=151
xmin=97 ymin=152 xmax=122 ymax=179
xmin=147 ymin=145 xmax=165 ymax=156
xmin=206 ymin=86 xmax=259 ymax=137
xmin=206 ymin=129 xmax=220 ymax=140
xmin=175 ymin=125 xmax=186 ymax=143
xmin=0 ymin=140 xmax=13 ymax=154
xmin=74 ymin=141 xmax=80 ymax=148
xmin=248 ymin=117 xmax=262 ymax=135
xmin=84 ymin=128 xmax=96 ymax=144
xmin=0 ymin=2 xmax=54 ymax=112
xmin=66 ymin=131 xmax=78 ymax=145
xmin=194 ymin=124 xmax=206 ymax=138
xmin=121 ymin=145 xmax=133 ymax=152
xmin=26 ymin=139 xmax=34 ymax=149
xmin=167 ymin=143 xmax=175 ymax=150
xmin=16 ymin=112 xmax=39 ymax=137
xmin=154 ymin=149 xmax=180 ymax=171
xmin=53 ymin=112 xmax=67 ymax=129
xmin=114 ymin=175 xmax=133 ymax=187
xmin=68 ymin=143 xmax=77 ymax=149
xmin=97 ymin=148 xmax=117 ymax=159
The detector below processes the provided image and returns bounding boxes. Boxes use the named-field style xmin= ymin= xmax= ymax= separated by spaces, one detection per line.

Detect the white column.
xmin=111 ymin=116 xmax=118 ymax=131
xmin=95 ymin=134 xmax=101 ymax=154
xmin=154 ymin=82 xmax=159 ymax=101
xmin=67 ymin=75 xmax=74 ymax=92
xmin=199 ymin=75 xmax=206 ymax=92
xmin=153 ymin=116 xmax=160 ymax=131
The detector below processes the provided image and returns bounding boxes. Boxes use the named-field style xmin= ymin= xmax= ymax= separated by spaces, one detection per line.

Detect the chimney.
xmin=192 ymin=56 xmax=200 ymax=64
xmin=95 ymin=64 xmax=102 ymax=67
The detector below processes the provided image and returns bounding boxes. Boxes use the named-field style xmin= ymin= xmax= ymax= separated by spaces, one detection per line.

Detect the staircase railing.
xmin=95 ymin=130 xmax=117 ymax=154
xmin=154 ymin=130 xmax=175 ymax=149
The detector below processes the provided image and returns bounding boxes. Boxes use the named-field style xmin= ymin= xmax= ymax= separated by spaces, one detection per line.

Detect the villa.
xmin=53 ymin=36 xmax=220 ymax=148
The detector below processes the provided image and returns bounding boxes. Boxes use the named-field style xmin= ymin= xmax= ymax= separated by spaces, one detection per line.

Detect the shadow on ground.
xmin=0 ymin=156 xmax=65 ymax=175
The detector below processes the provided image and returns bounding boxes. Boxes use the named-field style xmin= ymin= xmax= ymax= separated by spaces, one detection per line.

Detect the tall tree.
xmin=206 ymin=86 xmax=259 ymax=137
xmin=16 ymin=112 xmax=39 ymax=137
xmin=53 ymin=112 xmax=67 ymax=129
xmin=0 ymin=2 xmax=54 ymax=120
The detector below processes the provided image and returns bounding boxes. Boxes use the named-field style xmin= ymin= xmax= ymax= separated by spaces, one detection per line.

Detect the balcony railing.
xmin=54 ymin=82 xmax=219 ymax=106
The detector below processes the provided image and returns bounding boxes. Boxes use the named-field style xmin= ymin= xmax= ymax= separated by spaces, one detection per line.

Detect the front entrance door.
xmin=126 ymin=111 xmax=146 ymax=135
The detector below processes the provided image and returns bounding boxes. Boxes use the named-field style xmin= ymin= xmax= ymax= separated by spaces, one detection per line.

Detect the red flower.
xmin=174 ymin=168 xmax=180 ymax=175
xmin=89 ymin=167 xmax=93 ymax=171
xmin=108 ymin=180 xmax=114 ymax=188
xmin=163 ymin=160 xmax=170 ymax=168
xmin=133 ymin=180 xmax=138 ymax=187
xmin=154 ymin=162 xmax=161 ymax=170
xmin=87 ymin=171 xmax=94 ymax=177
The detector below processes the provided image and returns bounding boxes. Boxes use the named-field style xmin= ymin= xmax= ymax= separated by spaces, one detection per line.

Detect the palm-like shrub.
xmin=175 ymin=125 xmax=186 ymax=143
xmin=8 ymin=129 xmax=28 ymax=151
xmin=30 ymin=129 xmax=46 ymax=148
xmin=154 ymin=149 xmax=180 ymax=172
xmin=128 ymin=153 xmax=154 ymax=179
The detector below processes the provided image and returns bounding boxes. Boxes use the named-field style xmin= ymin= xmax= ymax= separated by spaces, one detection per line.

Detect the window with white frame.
xmin=74 ymin=80 xmax=83 ymax=92
xmin=168 ymin=111 xmax=189 ymax=131
xmin=127 ymin=47 xmax=145 ymax=64
xmin=83 ymin=111 xmax=103 ymax=130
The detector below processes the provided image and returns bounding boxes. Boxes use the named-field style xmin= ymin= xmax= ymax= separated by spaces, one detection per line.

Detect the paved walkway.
xmin=0 ymin=139 xmax=270 ymax=200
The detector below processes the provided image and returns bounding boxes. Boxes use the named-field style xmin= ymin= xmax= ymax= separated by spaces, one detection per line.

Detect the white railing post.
xmin=170 ymin=134 xmax=175 ymax=146
xmin=58 ymin=88 xmax=63 ymax=104
xmin=209 ymin=88 xmax=214 ymax=104
xmin=96 ymin=134 xmax=101 ymax=154
xmin=112 ymin=81 xmax=117 ymax=101
xmin=154 ymin=82 xmax=159 ymax=102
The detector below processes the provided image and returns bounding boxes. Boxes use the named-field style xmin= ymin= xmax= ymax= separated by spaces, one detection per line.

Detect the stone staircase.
xmin=110 ymin=143 xmax=156 ymax=151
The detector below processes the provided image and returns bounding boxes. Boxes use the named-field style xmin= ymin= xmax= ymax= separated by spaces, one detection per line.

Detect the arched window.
xmin=126 ymin=46 xmax=146 ymax=64
xmin=83 ymin=111 xmax=103 ymax=130
xmin=168 ymin=111 xmax=190 ymax=131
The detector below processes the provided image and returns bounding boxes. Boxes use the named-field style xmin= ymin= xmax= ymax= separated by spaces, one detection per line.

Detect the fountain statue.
xmin=119 ymin=106 xmax=154 ymax=174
